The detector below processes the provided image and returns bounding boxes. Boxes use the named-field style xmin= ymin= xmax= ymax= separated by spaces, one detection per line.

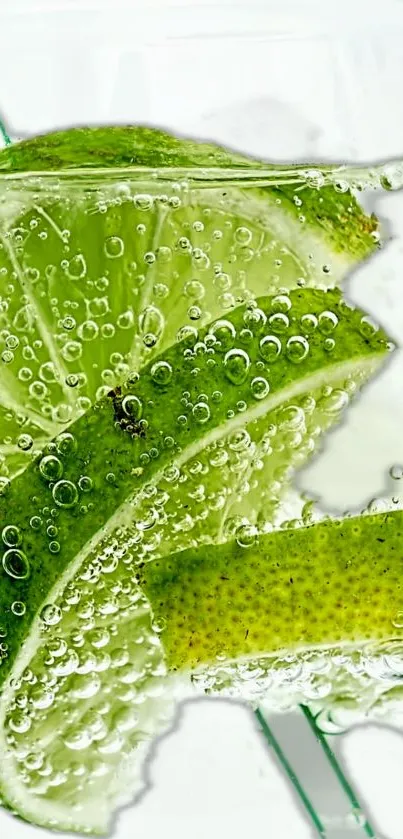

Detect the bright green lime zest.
xmin=140 ymin=510 xmax=403 ymax=671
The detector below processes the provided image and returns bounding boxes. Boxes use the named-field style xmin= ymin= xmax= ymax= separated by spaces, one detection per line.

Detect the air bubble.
xmin=318 ymin=310 xmax=338 ymax=334
xmin=286 ymin=336 xmax=309 ymax=363
xmin=52 ymin=480 xmax=78 ymax=508
xmin=40 ymin=604 xmax=62 ymax=626
xmin=150 ymin=361 xmax=173 ymax=386
xmin=300 ymin=313 xmax=318 ymax=333
xmin=39 ymin=455 xmax=63 ymax=482
xmin=208 ymin=319 xmax=236 ymax=353
xmin=2 ymin=549 xmax=29 ymax=579
xmin=251 ymin=377 xmax=270 ymax=400
xmin=268 ymin=313 xmax=289 ymax=333
xmin=64 ymin=254 xmax=87 ymax=280
xmin=223 ymin=348 xmax=250 ymax=385
xmin=259 ymin=335 xmax=282 ymax=362
xmin=122 ymin=395 xmax=142 ymax=419
xmin=192 ymin=402 xmax=211 ymax=424
xmin=11 ymin=601 xmax=26 ymax=616
xmin=77 ymin=320 xmax=99 ymax=342
xmin=2 ymin=525 xmax=22 ymax=547
xmin=390 ymin=464 xmax=403 ymax=480
xmin=104 ymin=236 xmax=124 ymax=258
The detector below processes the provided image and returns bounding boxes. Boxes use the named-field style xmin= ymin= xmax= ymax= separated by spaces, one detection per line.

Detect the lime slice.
xmin=0 ymin=127 xmax=388 ymax=834
xmin=0 ymin=287 xmax=390 ymax=834
xmin=0 ymin=127 xmax=378 ymax=481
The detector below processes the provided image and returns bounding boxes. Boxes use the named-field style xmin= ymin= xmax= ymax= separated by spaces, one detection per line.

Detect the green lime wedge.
xmin=0 ymin=288 xmax=390 ymax=834
xmin=0 ymin=126 xmax=378 ymax=482
xmin=0 ymin=126 xmax=390 ymax=835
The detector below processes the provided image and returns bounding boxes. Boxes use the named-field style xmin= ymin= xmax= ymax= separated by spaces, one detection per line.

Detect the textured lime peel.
xmin=140 ymin=511 xmax=403 ymax=671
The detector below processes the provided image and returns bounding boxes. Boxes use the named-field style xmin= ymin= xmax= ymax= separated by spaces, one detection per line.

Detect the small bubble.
xmin=236 ymin=523 xmax=258 ymax=548
xmin=192 ymin=402 xmax=211 ymax=424
xmin=52 ymin=480 xmax=78 ymax=508
xmin=223 ymin=348 xmax=250 ymax=385
xmin=286 ymin=335 xmax=309 ymax=363
xmin=271 ymin=294 xmax=292 ymax=314
xmin=268 ymin=313 xmax=289 ymax=333
xmin=121 ymin=395 xmax=142 ymax=420
xmin=323 ymin=337 xmax=335 ymax=352
xmin=8 ymin=712 xmax=31 ymax=734
xmin=2 ymin=525 xmax=22 ymax=547
xmin=259 ymin=334 xmax=282 ymax=362
xmin=234 ymin=226 xmax=252 ymax=245
xmin=300 ymin=313 xmax=318 ymax=333
xmin=77 ymin=320 xmax=99 ymax=342
xmin=64 ymin=254 xmax=87 ymax=280
xmin=251 ymin=377 xmax=270 ymax=400
xmin=6 ymin=335 xmax=19 ymax=350
xmin=49 ymin=541 xmax=61 ymax=554
xmin=188 ymin=305 xmax=202 ymax=320
xmin=243 ymin=307 xmax=267 ymax=334
xmin=56 ymin=432 xmax=77 ymax=458
xmin=318 ymin=310 xmax=338 ymax=334
xmin=78 ymin=476 xmax=93 ymax=492
xmin=2 ymin=549 xmax=29 ymax=580
xmin=101 ymin=323 xmax=115 ymax=339
xmin=104 ymin=236 xmax=124 ymax=258
xmin=11 ymin=601 xmax=26 ymax=616
xmin=134 ymin=194 xmax=153 ymax=210
xmin=40 ymin=604 xmax=62 ymax=626
xmin=208 ymin=319 xmax=236 ymax=353
xmin=390 ymin=464 xmax=403 ymax=481
xmin=30 ymin=516 xmax=42 ymax=531
xmin=2 ymin=350 xmax=14 ymax=364
xmin=62 ymin=315 xmax=76 ymax=331
xmin=150 ymin=360 xmax=173 ymax=386
xmin=39 ymin=455 xmax=63 ymax=482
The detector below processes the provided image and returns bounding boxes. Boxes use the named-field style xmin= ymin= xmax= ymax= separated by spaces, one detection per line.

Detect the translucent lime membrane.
xmin=0 ymin=126 xmax=400 ymax=834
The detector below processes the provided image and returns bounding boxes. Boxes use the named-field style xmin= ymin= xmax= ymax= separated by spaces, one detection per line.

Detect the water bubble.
xmin=104 ymin=236 xmax=124 ymax=258
xmin=390 ymin=464 xmax=403 ymax=480
xmin=62 ymin=315 xmax=76 ymax=331
xmin=1 ymin=350 xmax=14 ymax=364
xmin=150 ymin=360 xmax=173 ymax=386
xmin=300 ymin=313 xmax=318 ymax=333
xmin=134 ymin=194 xmax=153 ymax=210
xmin=259 ymin=335 xmax=282 ymax=362
xmin=56 ymin=432 xmax=77 ymax=458
xmin=223 ymin=348 xmax=250 ymax=385
xmin=392 ymin=611 xmax=403 ymax=629
xmin=61 ymin=341 xmax=82 ymax=362
xmin=6 ymin=334 xmax=19 ymax=350
xmin=88 ymin=297 xmax=109 ymax=319
xmin=139 ymin=305 xmax=164 ymax=344
xmin=121 ymin=395 xmax=142 ymax=420
xmin=78 ymin=476 xmax=92 ymax=493
xmin=77 ymin=320 xmax=99 ymax=342
xmin=2 ymin=549 xmax=29 ymax=579
xmin=188 ymin=305 xmax=202 ymax=320
xmin=39 ymin=361 xmax=57 ymax=383
xmin=208 ymin=319 xmax=236 ymax=353
xmin=318 ymin=310 xmax=338 ymax=334
xmin=251 ymin=377 xmax=270 ymax=400
xmin=11 ymin=601 xmax=26 ymax=616
xmin=39 ymin=455 xmax=63 ymax=482
xmin=177 ymin=324 xmax=198 ymax=347
xmin=243 ymin=307 xmax=267 ymax=334
xmin=65 ymin=254 xmax=87 ymax=280
xmin=49 ymin=541 xmax=60 ymax=554
xmin=271 ymin=294 xmax=292 ymax=314
xmin=8 ymin=712 xmax=31 ymax=733
xmin=236 ymin=523 xmax=258 ymax=548
xmin=192 ymin=402 xmax=211 ymax=424
xmin=268 ymin=313 xmax=289 ymax=333
xmin=64 ymin=727 xmax=92 ymax=751
xmin=52 ymin=480 xmax=78 ymax=508
xmin=101 ymin=323 xmax=115 ymax=339
xmin=30 ymin=516 xmax=42 ymax=530
xmin=40 ymin=604 xmax=62 ymax=626
xmin=2 ymin=525 xmax=22 ymax=547
xmin=286 ymin=335 xmax=309 ymax=363
xmin=319 ymin=388 xmax=349 ymax=415
xmin=184 ymin=280 xmax=205 ymax=300
xmin=323 ymin=337 xmax=335 ymax=352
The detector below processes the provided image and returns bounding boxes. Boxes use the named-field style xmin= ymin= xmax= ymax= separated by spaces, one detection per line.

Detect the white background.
xmin=2 ymin=1 xmax=403 ymax=836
